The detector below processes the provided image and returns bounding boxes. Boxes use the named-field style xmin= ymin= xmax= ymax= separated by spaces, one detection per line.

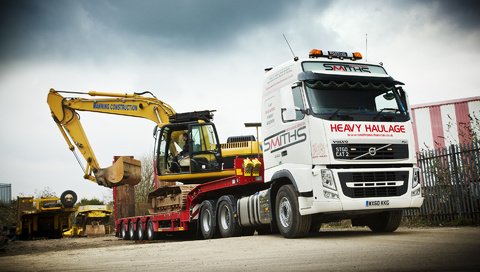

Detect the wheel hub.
xmin=279 ymin=197 xmax=292 ymax=228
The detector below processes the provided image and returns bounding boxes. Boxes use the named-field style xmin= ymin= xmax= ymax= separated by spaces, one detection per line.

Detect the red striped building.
xmin=411 ymin=97 xmax=480 ymax=153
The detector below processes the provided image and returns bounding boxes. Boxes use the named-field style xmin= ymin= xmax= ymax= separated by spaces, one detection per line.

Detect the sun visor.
xmin=298 ymin=71 xmax=404 ymax=89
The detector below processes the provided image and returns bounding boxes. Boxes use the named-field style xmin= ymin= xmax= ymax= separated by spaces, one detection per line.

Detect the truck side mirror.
xmin=282 ymin=107 xmax=298 ymax=122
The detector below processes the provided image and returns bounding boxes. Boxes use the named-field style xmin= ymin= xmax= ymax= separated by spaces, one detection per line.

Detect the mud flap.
xmin=95 ymin=156 xmax=142 ymax=187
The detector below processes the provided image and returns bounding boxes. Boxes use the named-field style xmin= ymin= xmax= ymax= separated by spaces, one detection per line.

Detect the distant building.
xmin=0 ymin=183 xmax=12 ymax=204
xmin=411 ymin=96 xmax=480 ymax=152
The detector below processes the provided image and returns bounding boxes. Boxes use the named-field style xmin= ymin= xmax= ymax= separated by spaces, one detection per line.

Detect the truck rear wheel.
xmin=275 ymin=185 xmax=311 ymax=238
xmin=200 ymin=200 xmax=215 ymax=239
xmin=129 ymin=221 xmax=136 ymax=240
xmin=137 ymin=221 xmax=144 ymax=241
xmin=217 ymin=200 xmax=241 ymax=238
xmin=367 ymin=210 xmax=403 ymax=233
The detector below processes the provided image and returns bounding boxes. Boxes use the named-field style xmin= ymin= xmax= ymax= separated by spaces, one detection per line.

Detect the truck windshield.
xmin=304 ymin=81 xmax=410 ymax=122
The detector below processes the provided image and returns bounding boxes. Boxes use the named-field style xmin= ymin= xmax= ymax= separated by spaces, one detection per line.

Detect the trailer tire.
xmin=60 ymin=190 xmax=77 ymax=208
xmin=275 ymin=184 xmax=311 ymax=238
xmin=217 ymin=200 xmax=241 ymax=238
xmin=367 ymin=211 xmax=402 ymax=233
xmin=137 ymin=221 xmax=144 ymax=241
xmin=121 ymin=221 xmax=129 ymax=240
xmin=146 ymin=220 xmax=156 ymax=241
xmin=199 ymin=200 xmax=215 ymax=239
xmin=129 ymin=221 xmax=136 ymax=240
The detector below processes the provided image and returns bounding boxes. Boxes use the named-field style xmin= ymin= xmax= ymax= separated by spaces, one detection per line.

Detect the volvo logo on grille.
xmin=368 ymin=147 xmax=377 ymax=156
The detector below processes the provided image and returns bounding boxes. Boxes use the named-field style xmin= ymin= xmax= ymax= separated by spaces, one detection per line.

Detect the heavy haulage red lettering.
xmin=330 ymin=123 xmax=406 ymax=133
xmin=365 ymin=124 xmax=405 ymax=133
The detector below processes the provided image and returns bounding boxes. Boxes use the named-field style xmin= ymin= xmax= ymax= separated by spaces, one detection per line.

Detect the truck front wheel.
xmin=367 ymin=210 xmax=403 ymax=232
xmin=275 ymin=185 xmax=311 ymax=238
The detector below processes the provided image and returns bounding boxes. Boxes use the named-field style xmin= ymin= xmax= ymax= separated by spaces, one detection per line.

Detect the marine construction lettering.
xmin=93 ymin=102 xmax=139 ymax=111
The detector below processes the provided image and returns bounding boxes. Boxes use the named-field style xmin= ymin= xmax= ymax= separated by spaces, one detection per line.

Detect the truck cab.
xmin=261 ymin=49 xmax=424 ymax=237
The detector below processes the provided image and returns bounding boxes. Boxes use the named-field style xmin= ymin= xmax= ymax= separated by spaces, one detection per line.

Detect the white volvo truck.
xmin=238 ymin=49 xmax=424 ymax=238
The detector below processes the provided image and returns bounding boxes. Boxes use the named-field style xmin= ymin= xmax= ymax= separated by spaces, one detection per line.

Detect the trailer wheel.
xmin=275 ymin=184 xmax=311 ymax=238
xmin=137 ymin=221 xmax=144 ymax=241
xmin=129 ymin=221 xmax=136 ymax=240
xmin=200 ymin=200 xmax=215 ymax=239
xmin=146 ymin=220 xmax=156 ymax=241
xmin=217 ymin=200 xmax=241 ymax=238
xmin=121 ymin=221 xmax=129 ymax=240
xmin=367 ymin=211 xmax=403 ymax=233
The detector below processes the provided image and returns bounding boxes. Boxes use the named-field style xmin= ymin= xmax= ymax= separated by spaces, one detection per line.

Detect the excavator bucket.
xmin=95 ymin=156 xmax=142 ymax=187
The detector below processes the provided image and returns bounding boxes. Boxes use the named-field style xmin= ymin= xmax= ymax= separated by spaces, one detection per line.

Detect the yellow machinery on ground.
xmin=16 ymin=190 xmax=77 ymax=239
xmin=63 ymin=205 xmax=112 ymax=237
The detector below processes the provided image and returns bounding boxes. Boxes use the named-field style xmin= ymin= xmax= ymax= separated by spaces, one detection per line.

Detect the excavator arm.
xmin=47 ymin=88 xmax=176 ymax=188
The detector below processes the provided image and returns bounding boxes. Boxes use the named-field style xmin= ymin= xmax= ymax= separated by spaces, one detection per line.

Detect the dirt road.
xmin=1 ymin=227 xmax=479 ymax=271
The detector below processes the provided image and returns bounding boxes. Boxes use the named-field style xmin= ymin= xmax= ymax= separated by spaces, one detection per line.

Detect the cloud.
xmin=432 ymin=0 xmax=480 ymax=31
xmin=0 ymin=0 xmax=311 ymax=63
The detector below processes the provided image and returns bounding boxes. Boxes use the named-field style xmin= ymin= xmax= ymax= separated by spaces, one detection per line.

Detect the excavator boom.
xmin=47 ymin=88 xmax=176 ymax=187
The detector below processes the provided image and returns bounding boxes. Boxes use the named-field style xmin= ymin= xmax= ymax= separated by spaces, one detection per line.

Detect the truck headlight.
xmin=321 ymin=169 xmax=337 ymax=191
xmin=412 ymin=168 xmax=420 ymax=188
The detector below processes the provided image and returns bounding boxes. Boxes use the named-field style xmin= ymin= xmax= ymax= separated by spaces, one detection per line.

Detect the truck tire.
xmin=367 ymin=210 xmax=403 ymax=233
xmin=217 ymin=200 xmax=241 ymax=238
xmin=137 ymin=221 xmax=144 ymax=241
xmin=60 ymin=190 xmax=77 ymax=208
xmin=121 ymin=221 xmax=129 ymax=240
xmin=146 ymin=220 xmax=156 ymax=241
xmin=275 ymin=184 xmax=311 ymax=238
xmin=129 ymin=221 xmax=136 ymax=240
xmin=200 ymin=200 xmax=215 ymax=239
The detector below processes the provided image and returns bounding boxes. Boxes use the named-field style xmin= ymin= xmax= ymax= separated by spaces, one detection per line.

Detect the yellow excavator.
xmin=47 ymin=88 xmax=260 ymax=189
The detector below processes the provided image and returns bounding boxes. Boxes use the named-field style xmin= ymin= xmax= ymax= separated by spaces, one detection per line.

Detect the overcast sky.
xmin=1 ymin=0 xmax=479 ymax=201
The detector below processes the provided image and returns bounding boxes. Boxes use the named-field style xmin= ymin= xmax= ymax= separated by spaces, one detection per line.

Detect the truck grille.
xmin=332 ymin=144 xmax=408 ymax=160
xmin=338 ymin=171 xmax=409 ymax=198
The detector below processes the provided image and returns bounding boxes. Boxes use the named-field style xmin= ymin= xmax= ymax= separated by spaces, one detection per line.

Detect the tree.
xmin=135 ymin=153 xmax=155 ymax=204
xmin=34 ymin=186 xmax=57 ymax=198
xmin=78 ymin=197 xmax=104 ymax=206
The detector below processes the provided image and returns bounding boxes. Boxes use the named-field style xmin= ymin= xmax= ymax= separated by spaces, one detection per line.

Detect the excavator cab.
xmin=155 ymin=123 xmax=222 ymax=175
xmin=154 ymin=111 xmax=224 ymax=184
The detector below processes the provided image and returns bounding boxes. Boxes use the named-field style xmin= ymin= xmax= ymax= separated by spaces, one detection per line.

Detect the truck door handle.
xmin=281 ymin=150 xmax=288 ymax=157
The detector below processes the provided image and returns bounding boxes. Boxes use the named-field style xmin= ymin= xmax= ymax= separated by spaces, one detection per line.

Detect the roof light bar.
xmin=309 ymin=49 xmax=363 ymax=61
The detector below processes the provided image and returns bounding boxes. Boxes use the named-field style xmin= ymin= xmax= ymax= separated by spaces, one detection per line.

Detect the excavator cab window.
xmin=155 ymin=123 xmax=222 ymax=176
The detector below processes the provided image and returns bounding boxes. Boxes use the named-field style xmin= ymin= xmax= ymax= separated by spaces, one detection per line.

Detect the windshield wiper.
xmin=328 ymin=108 xmax=352 ymax=120
xmin=373 ymin=108 xmax=399 ymax=120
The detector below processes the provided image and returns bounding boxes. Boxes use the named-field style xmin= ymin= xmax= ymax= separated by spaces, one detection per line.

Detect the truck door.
xmin=265 ymin=83 xmax=312 ymax=168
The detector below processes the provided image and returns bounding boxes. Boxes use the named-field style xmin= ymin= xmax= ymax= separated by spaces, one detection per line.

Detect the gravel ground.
xmin=1 ymin=227 xmax=479 ymax=271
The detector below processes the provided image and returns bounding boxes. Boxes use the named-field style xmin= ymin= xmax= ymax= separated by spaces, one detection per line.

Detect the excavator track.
xmin=147 ymin=185 xmax=198 ymax=214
